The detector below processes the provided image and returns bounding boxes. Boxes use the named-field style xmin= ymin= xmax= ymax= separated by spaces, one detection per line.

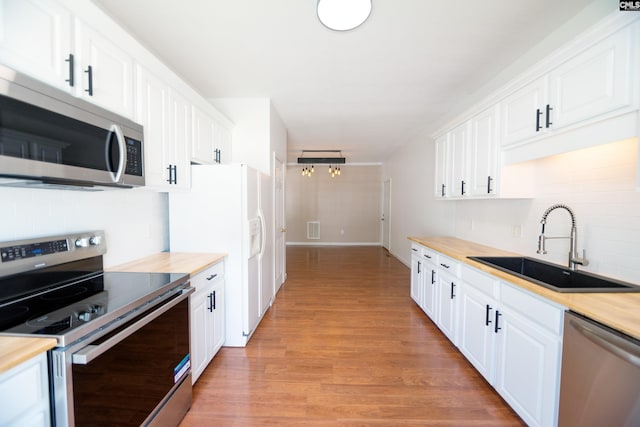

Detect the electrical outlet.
xmin=512 ymin=225 xmax=522 ymax=238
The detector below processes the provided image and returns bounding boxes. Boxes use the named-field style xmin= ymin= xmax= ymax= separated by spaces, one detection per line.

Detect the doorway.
xmin=382 ymin=179 xmax=391 ymax=250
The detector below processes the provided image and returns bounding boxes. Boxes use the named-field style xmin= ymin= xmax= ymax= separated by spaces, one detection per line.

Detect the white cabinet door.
xmin=434 ymin=134 xmax=449 ymax=198
xmin=216 ymin=124 xmax=233 ymax=164
xmin=468 ymin=106 xmax=499 ymax=196
xmin=548 ymin=25 xmax=633 ymax=131
xmin=494 ymin=307 xmax=562 ymax=427
xmin=135 ymin=65 xmax=191 ymax=190
xmin=0 ymin=352 xmax=50 ymax=427
xmin=449 ymin=122 xmax=470 ymax=197
xmin=190 ymin=262 xmax=225 ymax=383
xmin=189 ymin=286 xmax=210 ymax=384
xmin=421 ymin=256 xmax=437 ymax=320
xmin=436 ymin=268 xmax=458 ymax=344
xmin=501 ymin=77 xmax=548 ymax=147
xmin=192 ymin=106 xmax=216 ymax=164
xmin=410 ymin=250 xmax=422 ymax=306
xmin=211 ymin=280 xmax=226 ymax=356
xmin=458 ymin=281 xmax=497 ymax=383
xmin=75 ymin=18 xmax=134 ymax=118
xmin=136 ymin=65 xmax=169 ymax=188
xmin=0 ymin=0 xmax=72 ymax=92
xmin=167 ymin=89 xmax=191 ymax=189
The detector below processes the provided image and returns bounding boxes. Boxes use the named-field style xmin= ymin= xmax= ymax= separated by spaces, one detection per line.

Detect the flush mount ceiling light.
xmin=317 ymin=0 xmax=372 ymax=31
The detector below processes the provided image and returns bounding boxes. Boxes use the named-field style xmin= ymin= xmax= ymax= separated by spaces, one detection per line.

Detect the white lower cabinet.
xmin=435 ymin=255 xmax=460 ymax=344
xmin=410 ymin=244 xmax=438 ymax=320
xmin=190 ymin=261 xmax=225 ymax=384
xmin=0 ymin=352 xmax=51 ymax=427
xmin=410 ymin=243 xmax=565 ymax=427
xmin=460 ymin=265 xmax=564 ymax=427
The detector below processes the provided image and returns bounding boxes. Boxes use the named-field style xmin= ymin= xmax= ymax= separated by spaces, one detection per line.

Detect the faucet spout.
xmin=537 ymin=204 xmax=588 ymax=270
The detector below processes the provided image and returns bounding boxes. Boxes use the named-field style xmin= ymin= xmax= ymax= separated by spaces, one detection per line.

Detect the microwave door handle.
xmin=107 ymin=124 xmax=126 ymax=183
xmin=72 ymin=286 xmax=194 ymax=365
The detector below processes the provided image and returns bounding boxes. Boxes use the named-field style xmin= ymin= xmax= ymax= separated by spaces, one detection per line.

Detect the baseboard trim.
xmin=286 ymin=242 xmax=381 ymax=247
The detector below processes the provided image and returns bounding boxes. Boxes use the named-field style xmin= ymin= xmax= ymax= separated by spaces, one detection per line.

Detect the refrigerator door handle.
xmin=257 ymin=211 xmax=266 ymax=257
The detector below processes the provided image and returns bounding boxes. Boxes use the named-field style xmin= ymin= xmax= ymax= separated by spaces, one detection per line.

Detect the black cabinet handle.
xmin=485 ymin=305 xmax=492 ymax=326
xmin=207 ymin=292 xmax=213 ymax=312
xmin=417 ymin=261 xmax=421 ymax=274
xmin=450 ymin=282 xmax=456 ymax=299
xmin=206 ymin=273 xmax=218 ymax=281
xmin=461 ymin=180 xmax=466 ymax=195
xmin=214 ymin=148 xmax=221 ymax=164
xmin=84 ymin=65 xmax=93 ymax=96
xmin=440 ymin=263 xmax=450 ymax=269
xmin=441 ymin=183 xmax=446 ymax=197
xmin=535 ymin=108 xmax=542 ymax=131
xmin=431 ymin=269 xmax=436 ymax=284
xmin=487 ymin=176 xmax=493 ymax=194
xmin=412 ymin=248 xmax=418 ymax=252
xmin=545 ymin=104 xmax=553 ymax=128
xmin=212 ymin=290 xmax=216 ymax=310
xmin=423 ymin=254 xmax=431 ymax=259
xmin=166 ymin=164 xmax=177 ymax=184
xmin=494 ymin=310 xmax=502 ymax=333
xmin=65 ymin=54 xmax=74 ymax=87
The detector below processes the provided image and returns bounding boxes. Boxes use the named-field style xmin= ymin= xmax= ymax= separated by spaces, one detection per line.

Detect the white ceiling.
xmin=93 ymin=0 xmax=597 ymax=163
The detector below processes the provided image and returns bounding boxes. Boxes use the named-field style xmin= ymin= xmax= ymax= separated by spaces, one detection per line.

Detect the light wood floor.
xmin=179 ymin=246 xmax=525 ymax=426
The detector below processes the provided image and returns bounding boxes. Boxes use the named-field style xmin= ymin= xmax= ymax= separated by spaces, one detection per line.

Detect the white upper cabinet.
xmin=448 ymin=122 xmax=470 ymax=197
xmin=192 ymin=105 xmax=233 ymax=165
xmin=0 ymin=0 xmax=134 ymax=118
xmin=74 ymin=18 xmax=134 ymax=118
xmin=434 ymin=106 xmax=501 ymax=200
xmin=468 ymin=105 xmax=500 ymax=196
xmin=547 ymin=25 xmax=633 ymax=130
xmin=435 ymin=12 xmax=639 ymax=175
xmin=135 ymin=65 xmax=190 ymax=190
xmin=191 ymin=105 xmax=217 ymax=164
xmin=434 ymin=134 xmax=449 ymax=198
xmin=501 ymin=77 xmax=548 ymax=147
xmin=0 ymin=0 xmax=73 ymax=92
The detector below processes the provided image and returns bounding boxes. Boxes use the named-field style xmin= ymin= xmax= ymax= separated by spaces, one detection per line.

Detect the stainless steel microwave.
xmin=0 ymin=65 xmax=144 ymax=190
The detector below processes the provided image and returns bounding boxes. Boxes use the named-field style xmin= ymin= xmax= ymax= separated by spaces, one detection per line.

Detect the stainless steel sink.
xmin=467 ymin=256 xmax=640 ymax=293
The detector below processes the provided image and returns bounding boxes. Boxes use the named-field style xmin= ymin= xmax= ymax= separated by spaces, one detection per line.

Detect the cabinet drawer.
xmin=191 ymin=261 xmax=224 ymax=292
xmin=438 ymin=254 xmax=460 ymax=277
xmin=410 ymin=243 xmax=423 ymax=255
xmin=421 ymin=247 xmax=438 ymax=266
xmin=500 ymin=281 xmax=565 ymax=336
xmin=461 ymin=265 xmax=499 ymax=299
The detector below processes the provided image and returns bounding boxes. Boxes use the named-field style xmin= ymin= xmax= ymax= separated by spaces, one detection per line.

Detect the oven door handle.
xmin=72 ymin=286 xmax=194 ymax=365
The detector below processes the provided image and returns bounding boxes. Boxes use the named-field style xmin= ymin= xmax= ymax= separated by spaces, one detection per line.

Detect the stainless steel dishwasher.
xmin=558 ymin=311 xmax=640 ymax=427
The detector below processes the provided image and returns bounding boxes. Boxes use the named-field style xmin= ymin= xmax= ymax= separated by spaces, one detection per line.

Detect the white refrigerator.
xmin=169 ymin=164 xmax=273 ymax=347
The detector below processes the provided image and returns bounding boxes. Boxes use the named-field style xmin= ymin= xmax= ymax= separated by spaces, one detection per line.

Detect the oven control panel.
xmin=0 ymin=231 xmax=106 ymax=277
xmin=1 ymin=239 xmax=68 ymax=262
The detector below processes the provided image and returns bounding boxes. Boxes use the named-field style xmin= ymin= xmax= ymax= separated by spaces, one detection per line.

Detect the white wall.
xmin=383 ymin=134 xmax=455 ymax=259
xmin=0 ymin=187 xmax=168 ymax=268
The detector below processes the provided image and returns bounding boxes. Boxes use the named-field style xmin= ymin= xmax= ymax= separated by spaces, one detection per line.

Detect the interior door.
xmin=382 ymin=179 xmax=391 ymax=250
xmin=274 ymin=155 xmax=286 ymax=291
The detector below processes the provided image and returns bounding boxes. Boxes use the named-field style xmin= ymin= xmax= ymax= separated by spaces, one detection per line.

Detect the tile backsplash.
xmin=454 ymin=138 xmax=640 ymax=284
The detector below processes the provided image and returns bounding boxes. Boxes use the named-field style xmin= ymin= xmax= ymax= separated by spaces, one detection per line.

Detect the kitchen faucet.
xmin=537 ymin=204 xmax=589 ymax=271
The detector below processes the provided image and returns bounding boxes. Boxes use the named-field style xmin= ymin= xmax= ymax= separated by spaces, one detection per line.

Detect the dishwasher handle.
xmin=570 ymin=316 xmax=640 ymax=368
xmin=72 ymin=286 xmax=194 ymax=365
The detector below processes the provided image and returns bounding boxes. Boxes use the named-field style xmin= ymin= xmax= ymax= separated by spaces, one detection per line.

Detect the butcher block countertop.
xmin=0 ymin=252 xmax=225 ymax=375
xmin=410 ymin=236 xmax=640 ymax=340
xmin=0 ymin=337 xmax=56 ymax=374
xmin=107 ymin=252 xmax=226 ymax=275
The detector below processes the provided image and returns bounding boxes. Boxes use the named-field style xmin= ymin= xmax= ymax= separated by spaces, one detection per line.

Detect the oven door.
xmin=51 ymin=286 xmax=193 ymax=426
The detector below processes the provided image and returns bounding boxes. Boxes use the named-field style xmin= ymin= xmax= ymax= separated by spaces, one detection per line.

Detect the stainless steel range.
xmin=0 ymin=231 xmax=194 ymax=426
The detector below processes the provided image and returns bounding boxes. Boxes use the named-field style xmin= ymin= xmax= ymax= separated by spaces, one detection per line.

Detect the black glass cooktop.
xmin=0 ymin=263 xmax=188 ymax=345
